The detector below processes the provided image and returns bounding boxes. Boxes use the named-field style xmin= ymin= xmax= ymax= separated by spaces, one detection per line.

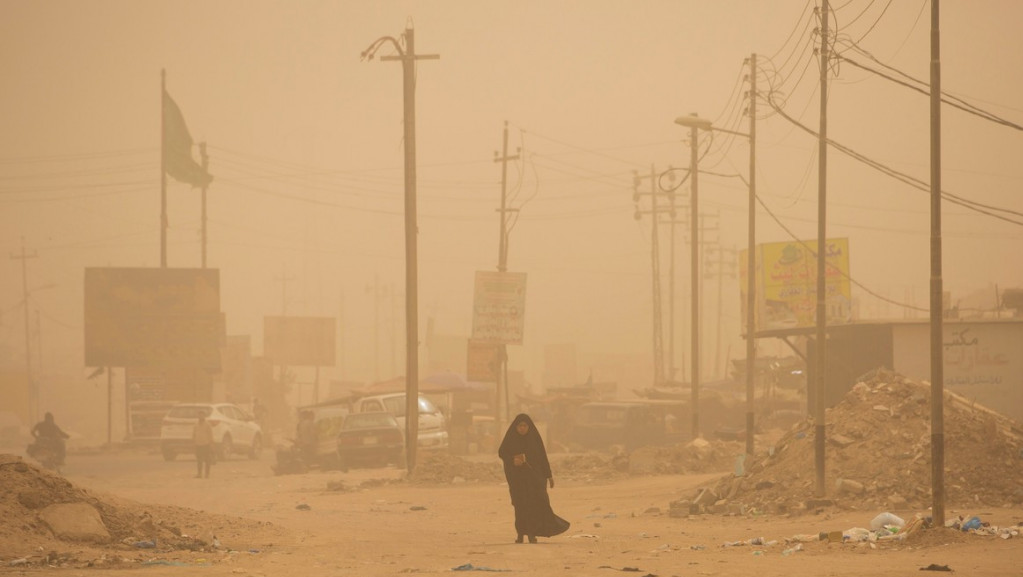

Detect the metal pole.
xmin=18 ymin=238 xmax=35 ymax=421
xmin=814 ymin=0 xmax=830 ymax=497
xmin=745 ymin=53 xmax=758 ymax=456
xmin=929 ymin=0 xmax=946 ymax=527
xmin=690 ymin=124 xmax=700 ymax=439
xmin=200 ymin=142 xmax=209 ymax=268
xmin=160 ymin=69 xmax=168 ymax=268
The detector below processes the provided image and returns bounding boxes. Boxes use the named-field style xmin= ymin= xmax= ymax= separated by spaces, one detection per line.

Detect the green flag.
xmin=163 ymin=91 xmax=212 ymax=187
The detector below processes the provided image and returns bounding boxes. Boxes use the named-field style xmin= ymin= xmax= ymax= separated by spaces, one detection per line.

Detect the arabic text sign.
xmin=471 ymin=271 xmax=527 ymax=345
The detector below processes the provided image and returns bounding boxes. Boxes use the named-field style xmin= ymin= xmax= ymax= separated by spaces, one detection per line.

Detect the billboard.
xmin=466 ymin=339 xmax=501 ymax=382
xmin=263 ymin=316 xmax=336 ymax=366
xmin=84 ymin=268 xmax=222 ymax=368
xmin=471 ymin=271 xmax=527 ymax=345
xmin=739 ymin=238 xmax=852 ymax=333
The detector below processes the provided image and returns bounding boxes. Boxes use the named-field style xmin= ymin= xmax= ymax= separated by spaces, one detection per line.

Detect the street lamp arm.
xmin=361 ymin=36 xmax=403 ymax=61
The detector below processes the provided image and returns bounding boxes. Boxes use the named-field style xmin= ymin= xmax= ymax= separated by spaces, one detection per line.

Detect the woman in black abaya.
xmin=497 ymin=413 xmax=570 ymax=543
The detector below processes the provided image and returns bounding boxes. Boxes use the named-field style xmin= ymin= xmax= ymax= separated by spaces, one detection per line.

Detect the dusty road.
xmin=9 ymin=447 xmax=1013 ymax=577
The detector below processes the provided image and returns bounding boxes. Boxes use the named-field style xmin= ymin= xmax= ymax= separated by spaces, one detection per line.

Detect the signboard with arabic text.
xmin=471 ymin=271 xmax=527 ymax=345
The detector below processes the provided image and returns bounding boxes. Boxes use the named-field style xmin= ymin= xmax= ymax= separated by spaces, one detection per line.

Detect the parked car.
xmin=335 ymin=411 xmax=405 ymax=471
xmin=353 ymin=393 xmax=449 ymax=450
xmin=160 ymin=402 xmax=263 ymax=461
xmin=567 ymin=401 xmax=685 ymax=452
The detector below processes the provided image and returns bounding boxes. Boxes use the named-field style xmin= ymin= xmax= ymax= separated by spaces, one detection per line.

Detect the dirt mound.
xmin=406 ymin=439 xmax=740 ymax=485
xmin=407 ymin=452 xmax=505 ymax=484
xmin=0 ymin=454 xmax=285 ymax=568
xmin=684 ymin=370 xmax=1023 ymax=514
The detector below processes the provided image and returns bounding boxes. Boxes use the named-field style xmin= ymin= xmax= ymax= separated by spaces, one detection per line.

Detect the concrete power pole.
xmin=814 ymin=0 xmax=831 ymax=497
xmin=363 ymin=25 xmax=438 ymax=472
xmin=493 ymin=121 xmax=519 ymax=432
xmin=632 ymin=165 xmax=674 ymax=386
xmin=12 ymin=238 xmax=38 ymax=421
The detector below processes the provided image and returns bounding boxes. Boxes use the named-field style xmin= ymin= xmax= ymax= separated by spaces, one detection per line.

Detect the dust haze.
xmin=1 ymin=1 xmax=1022 ymax=444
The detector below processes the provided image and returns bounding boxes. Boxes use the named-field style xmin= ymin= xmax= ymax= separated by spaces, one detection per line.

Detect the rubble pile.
xmin=0 ymin=454 xmax=282 ymax=568
xmin=407 ymin=452 xmax=505 ymax=484
xmin=408 ymin=438 xmax=741 ymax=485
xmin=676 ymin=370 xmax=1023 ymax=515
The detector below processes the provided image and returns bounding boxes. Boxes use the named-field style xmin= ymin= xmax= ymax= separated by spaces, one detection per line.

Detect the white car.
xmin=353 ymin=393 xmax=448 ymax=450
xmin=160 ymin=402 xmax=263 ymax=461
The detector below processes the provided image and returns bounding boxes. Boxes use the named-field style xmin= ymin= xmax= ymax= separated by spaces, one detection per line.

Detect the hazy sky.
xmin=2 ymin=1 xmax=1021 ymax=391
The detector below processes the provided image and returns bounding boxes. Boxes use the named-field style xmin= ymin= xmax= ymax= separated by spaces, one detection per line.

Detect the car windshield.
xmin=167 ymin=406 xmax=212 ymax=419
xmin=344 ymin=413 xmax=396 ymax=429
xmin=380 ymin=395 xmax=438 ymax=417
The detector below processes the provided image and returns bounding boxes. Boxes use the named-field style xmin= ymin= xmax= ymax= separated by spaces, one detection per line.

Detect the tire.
xmin=162 ymin=447 xmax=177 ymax=462
xmin=218 ymin=434 xmax=233 ymax=461
xmin=248 ymin=435 xmax=262 ymax=460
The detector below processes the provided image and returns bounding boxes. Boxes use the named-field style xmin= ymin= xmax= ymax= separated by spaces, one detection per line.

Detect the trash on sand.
xmin=777 ymin=544 xmax=802 ymax=556
xmin=920 ymin=563 xmax=952 ymax=572
xmin=132 ymin=540 xmax=156 ymax=549
xmin=452 ymin=563 xmax=511 ymax=572
xmin=295 ymin=503 xmax=311 ymax=510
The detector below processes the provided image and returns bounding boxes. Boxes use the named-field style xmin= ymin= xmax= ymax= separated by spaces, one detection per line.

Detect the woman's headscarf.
xmin=498 ymin=413 xmax=551 ymax=479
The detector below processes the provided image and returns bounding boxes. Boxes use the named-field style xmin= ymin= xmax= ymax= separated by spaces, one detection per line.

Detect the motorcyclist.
xmin=31 ymin=412 xmax=70 ymax=465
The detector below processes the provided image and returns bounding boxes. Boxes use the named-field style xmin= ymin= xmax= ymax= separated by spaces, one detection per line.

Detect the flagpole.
xmin=160 ymin=69 xmax=168 ymax=268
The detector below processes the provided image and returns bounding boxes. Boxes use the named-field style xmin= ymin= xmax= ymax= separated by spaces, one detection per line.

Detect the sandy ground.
xmin=5 ymin=449 xmax=1021 ymax=577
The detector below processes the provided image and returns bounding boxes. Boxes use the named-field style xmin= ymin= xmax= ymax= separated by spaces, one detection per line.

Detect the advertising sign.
xmin=471 ymin=271 xmax=527 ymax=345
xmin=739 ymin=238 xmax=852 ymax=332
xmin=84 ymin=267 xmax=222 ymax=368
xmin=264 ymin=316 xmax=336 ymax=366
xmin=466 ymin=339 xmax=501 ymax=382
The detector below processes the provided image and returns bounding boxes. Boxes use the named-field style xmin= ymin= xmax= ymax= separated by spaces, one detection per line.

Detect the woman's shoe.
xmin=528 ymin=535 xmax=537 ymax=544
xmin=515 ymin=535 xmax=524 ymax=544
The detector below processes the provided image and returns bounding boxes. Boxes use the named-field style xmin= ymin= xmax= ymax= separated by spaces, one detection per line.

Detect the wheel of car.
xmin=218 ymin=434 xmax=233 ymax=461
xmin=162 ymin=447 xmax=177 ymax=462
xmin=248 ymin=434 xmax=262 ymax=459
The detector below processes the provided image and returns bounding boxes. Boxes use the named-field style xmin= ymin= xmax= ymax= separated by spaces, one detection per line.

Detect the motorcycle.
xmin=26 ymin=436 xmax=64 ymax=471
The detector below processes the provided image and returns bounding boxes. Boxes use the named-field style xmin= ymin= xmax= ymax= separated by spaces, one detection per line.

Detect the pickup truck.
xmin=353 ymin=393 xmax=449 ymax=450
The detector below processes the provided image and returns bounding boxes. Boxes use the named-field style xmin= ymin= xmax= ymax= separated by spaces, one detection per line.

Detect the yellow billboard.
xmin=740 ymin=238 xmax=852 ymax=333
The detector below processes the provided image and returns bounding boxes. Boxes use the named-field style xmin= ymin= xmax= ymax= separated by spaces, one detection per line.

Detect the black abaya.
xmin=497 ymin=414 xmax=570 ymax=539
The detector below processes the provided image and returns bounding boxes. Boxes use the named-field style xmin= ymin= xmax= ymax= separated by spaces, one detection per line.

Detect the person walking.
xmin=497 ymin=413 xmax=570 ymax=544
xmin=193 ymin=413 xmax=215 ymax=478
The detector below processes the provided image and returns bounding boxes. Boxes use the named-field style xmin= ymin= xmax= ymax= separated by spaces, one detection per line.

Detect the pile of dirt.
xmin=407 ymin=452 xmax=505 ymax=484
xmin=406 ymin=439 xmax=741 ymax=485
xmin=679 ymin=370 xmax=1023 ymax=515
xmin=0 ymin=454 xmax=285 ymax=568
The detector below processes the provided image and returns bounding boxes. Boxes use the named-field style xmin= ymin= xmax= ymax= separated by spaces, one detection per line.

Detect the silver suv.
xmin=160 ymin=402 xmax=263 ymax=461
xmin=353 ymin=393 xmax=448 ymax=450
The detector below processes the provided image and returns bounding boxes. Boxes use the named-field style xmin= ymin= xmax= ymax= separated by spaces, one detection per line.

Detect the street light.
xmin=675 ymin=113 xmax=756 ymax=454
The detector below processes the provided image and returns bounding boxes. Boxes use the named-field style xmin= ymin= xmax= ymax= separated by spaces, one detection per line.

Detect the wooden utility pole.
xmin=200 ymin=142 xmax=209 ymax=268
xmin=929 ymin=0 xmax=946 ymax=527
xmin=12 ymin=238 xmax=38 ymax=421
xmin=745 ymin=52 xmax=758 ymax=457
xmin=364 ymin=25 xmax=438 ymax=472
xmin=814 ymin=0 xmax=830 ymax=497
xmin=493 ymin=121 xmax=519 ymax=432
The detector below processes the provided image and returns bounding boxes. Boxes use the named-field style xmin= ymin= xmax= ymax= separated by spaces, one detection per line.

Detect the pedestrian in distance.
xmin=193 ymin=413 xmax=215 ymax=478
xmin=497 ymin=413 xmax=570 ymax=544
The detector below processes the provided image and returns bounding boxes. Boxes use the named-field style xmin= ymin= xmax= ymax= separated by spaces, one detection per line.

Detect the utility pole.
xmin=366 ymin=276 xmax=386 ymax=381
xmin=493 ymin=121 xmax=519 ymax=432
xmin=362 ymin=26 xmax=438 ymax=472
xmin=632 ymin=165 xmax=674 ymax=386
xmin=12 ymin=238 xmax=38 ymax=421
xmin=200 ymin=142 xmax=209 ymax=268
xmin=929 ymin=0 xmax=946 ymax=527
xmin=814 ymin=0 xmax=831 ymax=497
xmin=274 ymin=265 xmax=296 ymax=393
xmin=160 ymin=70 xmax=168 ymax=268
xmin=745 ymin=52 xmax=759 ymax=457
xmin=704 ymin=243 xmax=736 ymax=380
